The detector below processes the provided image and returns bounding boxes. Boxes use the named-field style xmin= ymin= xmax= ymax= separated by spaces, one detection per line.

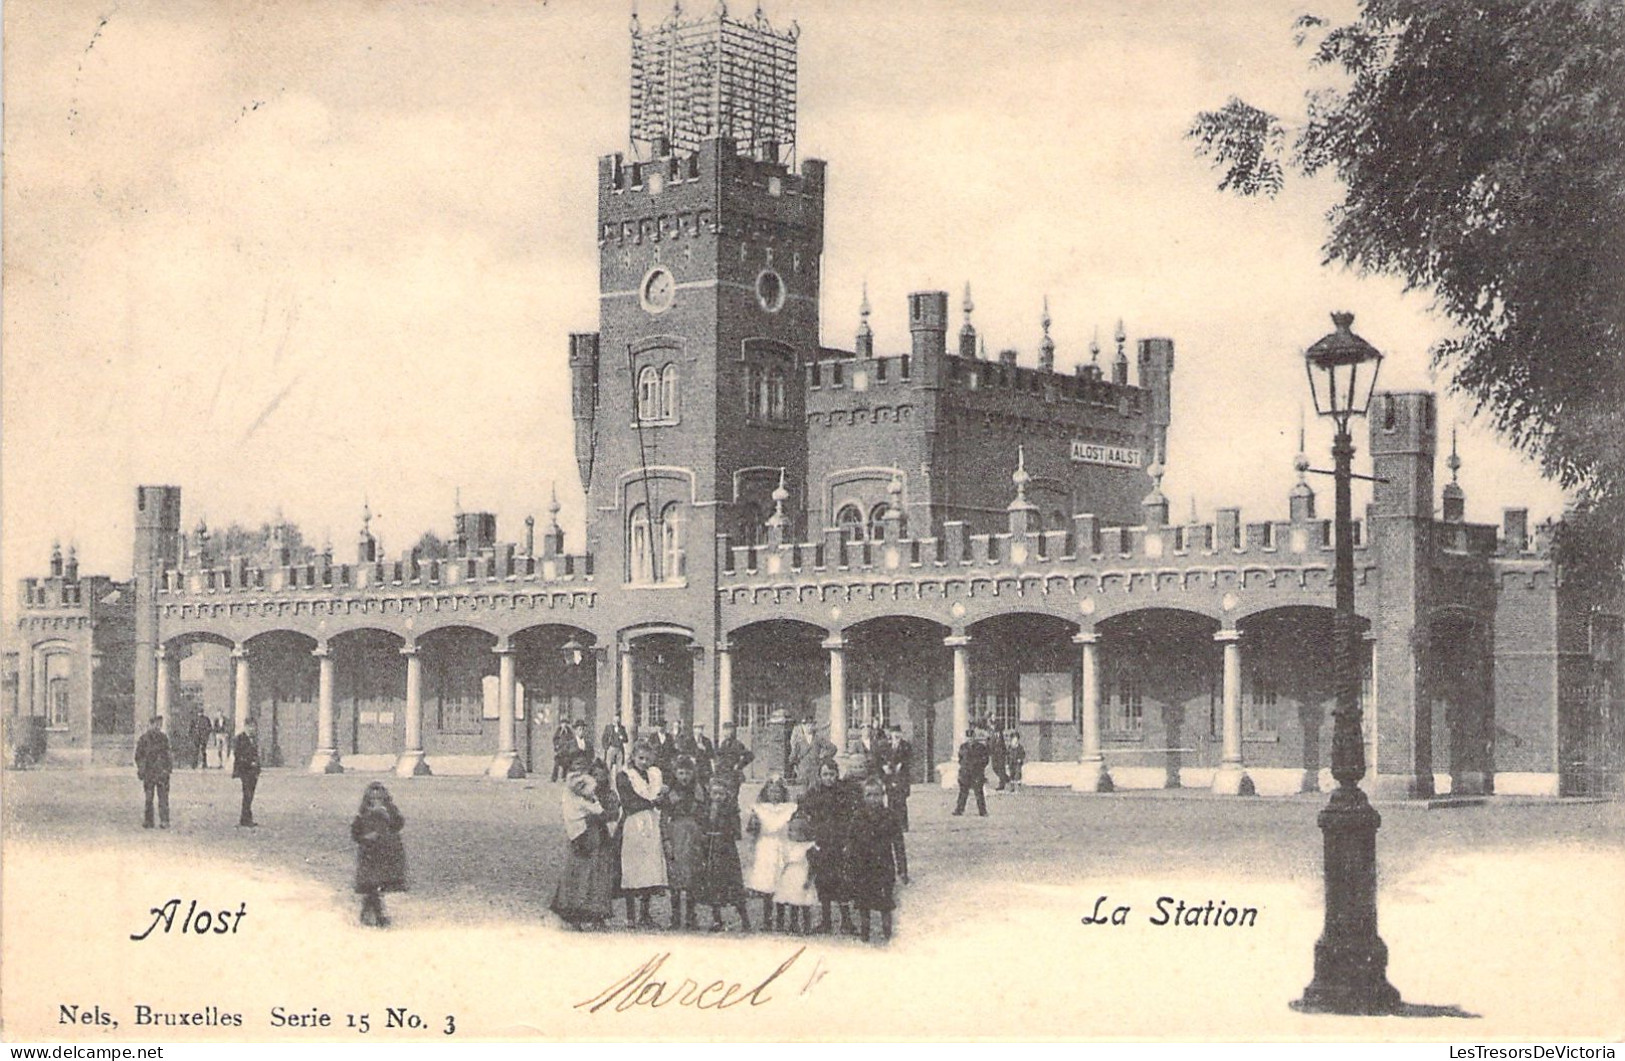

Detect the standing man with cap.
xmin=134 ymin=715 xmax=173 ymax=829
xmin=953 ymin=725 xmax=990 ymax=817
xmin=232 ymin=717 xmax=262 ymax=827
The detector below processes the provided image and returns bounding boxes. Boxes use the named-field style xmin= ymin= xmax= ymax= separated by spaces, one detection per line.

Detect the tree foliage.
xmin=217 ymin=520 xmax=313 ymax=564
xmin=411 ymin=532 xmax=448 ymax=561
xmin=1191 ymin=0 xmax=1624 ymax=587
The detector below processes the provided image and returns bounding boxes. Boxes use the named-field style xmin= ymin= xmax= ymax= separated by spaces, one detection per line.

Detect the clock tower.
xmin=569 ymin=4 xmax=824 ymax=734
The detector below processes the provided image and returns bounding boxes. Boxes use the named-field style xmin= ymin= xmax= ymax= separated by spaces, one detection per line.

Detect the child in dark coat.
xmin=351 ymin=782 xmax=407 ymax=927
xmin=661 ymin=756 xmax=705 ymax=930
xmin=692 ymin=774 xmax=751 ymax=932
xmin=847 ymin=777 xmax=907 ymax=942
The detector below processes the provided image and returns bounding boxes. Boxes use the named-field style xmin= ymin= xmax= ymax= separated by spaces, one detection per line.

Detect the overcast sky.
xmin=1 ymin=0 xmax=1566 ymax=600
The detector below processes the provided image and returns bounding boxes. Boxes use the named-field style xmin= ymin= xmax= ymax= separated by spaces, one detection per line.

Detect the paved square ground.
xmin=3 ymin=767 xmax=1621 ymax=1041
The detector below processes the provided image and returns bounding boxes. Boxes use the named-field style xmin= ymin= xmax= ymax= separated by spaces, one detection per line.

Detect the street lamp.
xmin=1294 ymin=312 xmax=1402 ymax=1015
xmin=561 ymin=636 xmax=586 ymax=667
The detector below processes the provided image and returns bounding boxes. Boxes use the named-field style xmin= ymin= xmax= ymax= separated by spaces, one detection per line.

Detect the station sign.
xmin=1070 ymin=441 xmax=1142 ymax=468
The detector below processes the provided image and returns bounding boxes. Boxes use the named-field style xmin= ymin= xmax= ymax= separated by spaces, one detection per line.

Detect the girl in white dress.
xmin=743 ymin=776 xmax=796 ymax=929
xmin=615 ymin=741 xmax=669 ymax=929
xmin=774 ymin=813 xmax=819 ymax=934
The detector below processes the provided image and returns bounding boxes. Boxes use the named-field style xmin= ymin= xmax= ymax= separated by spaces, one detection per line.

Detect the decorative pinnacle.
xmin=978 ymin=335 xmax=987 ymax=360
xmin=1114 ymin=318 xmax=1127 ymax=359
xmin=1143 ymin=444 xmax=1167 ymax=507
xmin=1013 ymin=446 xmax=1031 ymax=502
xmin=962 ymin=282 xmax=974 ymax=324
xmin=454 ymin=487 xmax=462 ymax=515
xmin=361 ymin=497 xmax=372 ymax=534
xmin=766 ymin=469 xmax=789 ymax=528
xmin=1447 ymin=426 xmax=1462 ymax=482
xmin=857 ymin=281 xmax=872 ymax=337
xmin=1042 ymin=295 xmax=1052 ymax=338
xmin=549 ymin=482 xmax=563 ymax=528
xmin=886 ymin=471 xmax=904 ymax=515
xmin=1089 ymin=328 xmax=1101 ymax=362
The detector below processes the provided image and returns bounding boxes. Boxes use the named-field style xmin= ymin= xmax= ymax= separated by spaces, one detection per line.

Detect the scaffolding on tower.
xmin=629 ymin=4 xmax=799 ymax=165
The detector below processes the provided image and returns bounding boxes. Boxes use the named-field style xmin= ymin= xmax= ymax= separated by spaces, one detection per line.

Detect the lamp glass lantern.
xmin=1304 ymin=312 xmax=1383 ymax=426
xmin=561 ymin=636 xmax=586 ymax=667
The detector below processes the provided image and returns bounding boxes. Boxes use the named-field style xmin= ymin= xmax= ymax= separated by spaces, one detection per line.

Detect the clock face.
xmin=756 ymin=269 xmax=786 ymax=313
xmin=640 ymin=266 xmax=676 ymax=314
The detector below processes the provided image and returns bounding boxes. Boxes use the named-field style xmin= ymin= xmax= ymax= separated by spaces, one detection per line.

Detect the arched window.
xmin=637 ymin=366 xmax=661 ymax=422
xmin=836 ymin=503 xmax=865 ymax=542
xmin=868 ymin=503 xmax=890 ymax=541
xmin=768 ymin=370 xmax=787 ymax=420
xmin=745 ymin=365 xmax=763 ymax=417
xmin=628 ymin=504 xmax=653 ymax=583
xmin=660 ymin=502 xmax=685 ymax=581
xmin=660 ymin=363 xmax=680 ymax=421
xmin=739 ymin=503 xmax=763 ymax=547
xmin=44 ymin=652 xmax=71 ymax=728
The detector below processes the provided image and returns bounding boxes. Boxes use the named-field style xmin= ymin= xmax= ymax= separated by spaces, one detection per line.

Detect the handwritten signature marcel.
xmin=575 ymin=947 xmax=814 ymax=1013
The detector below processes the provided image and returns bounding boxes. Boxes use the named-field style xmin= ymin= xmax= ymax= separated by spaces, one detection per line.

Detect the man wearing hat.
xmin=134 ymin=715 xmax=173 ymax=829
xmin=881 ymin=723 xmax=914 ymax=832
xmin=953 ymin=724 xmax=990 ymax=817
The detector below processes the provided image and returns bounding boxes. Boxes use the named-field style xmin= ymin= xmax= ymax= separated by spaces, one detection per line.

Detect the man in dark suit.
xmin=690 ymin=724 xmax=716 ymax=786
xmin=570 ymin=719 xmax=594 ymax=768
xmin=188 ymin=712 xmax=213 ymax=769
xmin=551 ymin=719 xmax=576 ymax=781
xmin=989 ymin=724 xmax=1011 ymax=791
xmin=232 ymin=718 xmax=262 ymax=827
xmin=953 ymin=725 xmax=990 ymax=817
xmin=882 ymin=723 xmax=914 ymax=831
xmin=134 ymin=716 xmax=173 ymax=829
xmin=713 ymin=721 xmax=753 ymax=792
xmin=601 ymin=720 xmax=629 ymax=769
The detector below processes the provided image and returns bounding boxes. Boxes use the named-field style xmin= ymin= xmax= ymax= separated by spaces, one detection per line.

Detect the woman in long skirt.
xmin=798 ymin=757 xmax=858 ymax=935
xmin=661 ymin=756 xmax=704 ymax=930
xmin=744 ymin=775 xmax=796 ymax=929
xmin=692 ymin=774 xmax=751 ymax=932
xmin=551 ymin=770 xmax=616 ymax=928
xmin=615 ymin=741 xmax=669 ymax=928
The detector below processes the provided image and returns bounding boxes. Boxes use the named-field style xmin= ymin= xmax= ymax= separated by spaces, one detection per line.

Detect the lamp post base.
xmin=1295 ymin=786 xmax=1402 ymax=1015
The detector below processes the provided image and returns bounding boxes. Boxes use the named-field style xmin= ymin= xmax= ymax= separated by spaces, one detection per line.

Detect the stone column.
xmin=1211 ymin=629 xmax=1254 ymax=795
xmin=489 ymin=645 xmax=524 ymax=778
xmin=619 ymin=644 xmax=636 ymax=734
xmin=232 ymin=646 xmax=251 ymax=733
xmin=946 ymin=634 xmax=971 ymax=747
xmin=1072 ymin=630 xmax=1112 ymax=792
xmin=824 ymin=636 xmax=847 ymax=754
xmin=154 ymin=647 xmax=172 ymax=732
xmin=717 ymin=641 xmax=734 ymax=729
xmin=395 ymin=644 xmax=430 ymax=777
xmin=309 ymin=645 xmax=342 ymax=774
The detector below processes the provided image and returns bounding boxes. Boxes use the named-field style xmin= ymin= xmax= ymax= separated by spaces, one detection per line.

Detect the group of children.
xmin=747 ymin=763 xmax=909 ymax=941
xmin=551 ymin=741 xmax=909 ymax=943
